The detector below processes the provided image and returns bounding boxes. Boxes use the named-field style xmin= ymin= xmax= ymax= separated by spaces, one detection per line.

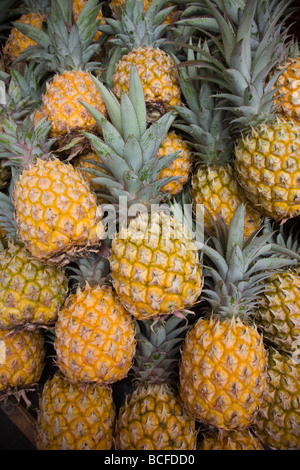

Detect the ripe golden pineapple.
xmin=54 ymin=255 xmax=136 ymax=385
xmin=102 ymin=0 xmax=181 ymax=121
xmin=254 ymin=222 xmax=300 ymax=354
xmin=16 ymin=0 xmax=107 ymax=141
xmin=198 ymin=429 xmax=264 ymax=450
xmin=0 ymin=242 xmax=68 ymax=329
xmin=253 ymin=348 xmax=300 ymax=450
xmin=111 ymin=211 xmax=202 ymax=320
xmin=179 ymin=205 xmax=291 ymax=430
xmin=0 ymin=328 xmax=45 ymax=395
xmin=0 ymin=115 xmax=103 ymax=265
xmin=273 ymin=56 xmax=300 ymax=124
xmin=156 ymin=131 xmax=191 ymax=195
xmin=37 ymin=370 xmax=116 ymax=450
xmin=82 ymin=67 xmax=203 ymax=320
xmin=3 ymin=11 xmax=45 ymax=67
xmin=115 ymin=316 xmax=197 ymax=450
xmin=174 ymin=61 xmax=262 ymax=238
xmin=194 ymin=0 xmax=300 ymax=220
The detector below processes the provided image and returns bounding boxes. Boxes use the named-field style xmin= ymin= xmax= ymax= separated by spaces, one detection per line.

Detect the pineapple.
xmin=179 ymin=204 xmax=294 ymax=430
xmin=101 ymin=0 xmax=182 ymax=121
xmin=37 ymin=370 xmax=116 ymax=450
xmin=272 ymin=39 xmax=300 ymax=124
xmin=197 ymin=429 xmax=264 ymax=450
xmin=15 ymin=0 xmax=107 ymax=142
xmin=255 ymin=221 xmax=300 ymax=354
xmin=0 ymin=327 xmax=45 ymax=396
xmin=0 ymin=195 xmax=68 ymax=329
xmin=253 ymin=348 xmax=300 ymax=450
xmin=115 ymin=315 xmax=197 ymax=450
xmin=0 ymin=115 xmax=103 ymax=265
xmin=173 ymin=51 xmax=262 ymax=238
xmin=189 ymin=0 xmax=300 ymax=220
xmin=156 ymin=131 xmax=191 ymax=196
xmin=82 ymin=65 xmax=203 ymax=320
xmin=2 ymin=0 xmax=50 ymax=68
xmin=73 ymin=150 xmax=108 ymax=193
xmin=54 ymin=254 xmax=136 ymax=385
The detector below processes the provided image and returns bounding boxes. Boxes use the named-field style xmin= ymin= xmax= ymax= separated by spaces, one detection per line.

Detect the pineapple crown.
xmin=0 ymin=113 xmax=55 ymax=183
xmin=177 ymin=0 xmax=293 ymax=130
xmin=81 ymin=65 xmax=181 ymax=211
xmin=0 ymin=63 xmax=45 ymax=123
xmin=100 ymin=0 xmax=175 ymax=51
xmin=132 ymin=314 xmax=190 ymax=386
xmin=67 ymin=252 xmax=111 ymax=290
xmin=172 ymin=40 xmax=233 ymax=165
xmin=14 ymin=0 xmax=105 ymax=73
xmin=200 ymin=204 xmax=297 ymax=320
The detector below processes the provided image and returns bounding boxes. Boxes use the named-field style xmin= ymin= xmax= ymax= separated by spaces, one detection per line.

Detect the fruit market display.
xmin=0 ymin=0 xmax=299 ymax=451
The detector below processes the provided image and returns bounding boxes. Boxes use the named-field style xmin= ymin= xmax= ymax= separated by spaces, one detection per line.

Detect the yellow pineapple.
xmin=37 ymin=370 xmax=116 ymax=450
xmin=73 ymin=150 xmax=107 ymax=192
xmin=179 ymin=205 xmax=292 ymax=430
xmin=0 ymin=327 xmax=45 ymax=396
xmin=198 ymin=429 xmax=264 ymax=450
xmin=156 ymin=131 xmax=191 ymax=195
xmin=194 ymin=0 xmax=300 ymax=220
xmin=2 ymin=0 xmax=48 ymax=69
xmin=16 ymin=0 xmax=107 ymax=142
xmin=82 ymin=66 xmax=203 ymax=320
xmin=54 ymin=254 xmax=136 ymax=385
xmin=254 ymin=222 xmax=300 ymax=354
xmin=115 ymin=316 xmax=197 ymax=450
xmin=0 ymin=115 xmax=103 ymax=265
xmin=102 ymin=0 xmax=181 ymax=122
xmin=253 ymin=348 xmax=300 ymax=450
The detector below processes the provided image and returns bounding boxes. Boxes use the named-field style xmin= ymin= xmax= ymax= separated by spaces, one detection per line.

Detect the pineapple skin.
xmin=256 ymin=268 xmax=300 ymax=354
xmin=54 ymin=284 xmax=136 ymax=384
xmin=253 ymin=349 xmax=300 ymax=450
xmin=13 ymin=158 xmax=104 ymax=265
xmin=110 ymin=211 xmax=203 ymax=320
xmin=115 ymin=383 xmax=197 ymax=450
xmin=3 ymin=12 xmax=44 ymax=66
xmin=37 ymin=371 xmax=116 ymax=450
xmin=0 ymin=328 xmax=45 ymax=393
xmin=0 ymin=243 xmax=68 ymax=329
xmin=156 ymin=131 xmax=192 ymax=196
xmin=40 ymin=71 xmax=106 ymax=138
xmin=112 ymin=47 xmax=182 ymax=118
xmin=191 ymin=164 xmax=262 ymax=238
xmin=234 ymin=117 xmax=300 ymax=219
xmin=179 ymin=316 xmax=268 ymax=431
xmin=273 ymin=58 xmax=300 ymax=124
xmin=198 ymin=429 xmax=264 ymax=450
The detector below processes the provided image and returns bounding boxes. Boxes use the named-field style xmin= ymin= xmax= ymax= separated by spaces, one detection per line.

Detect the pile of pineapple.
xmin=0 ymin=0 xmax=299 ymax=451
